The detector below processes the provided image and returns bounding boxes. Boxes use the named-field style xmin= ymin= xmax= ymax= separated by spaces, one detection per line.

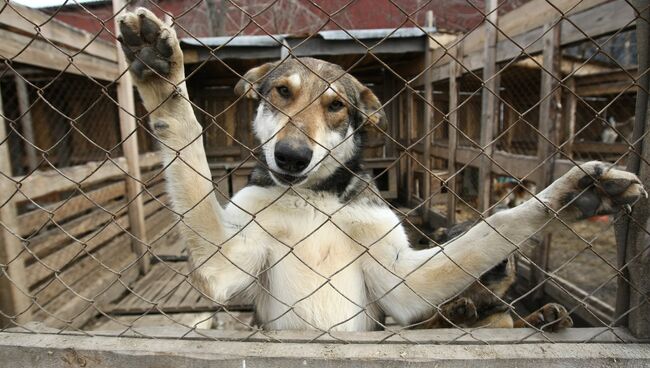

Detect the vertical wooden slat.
xmin=0 ymin=84 xmax=32 ymax=326
xmin=383 ymin=70 xmax=396 ymax=159
xmin=477 ymin=0 xmax=499 ymax=213
xmin=615 ymin=0 xmax=650 ymax=335
xmin=531 ymin=22 xmax=562 ymax=300
xmin=447 ymin=44 xmax=463 ymax=226
xmin=14 ymin=75 xmax=38 ymax=172
xmin=113 ymin=0 xmax=149 ymax=275
xmin=422 ymin=10 xmax=434 ymax=223
xmin=446 ymin=45 xmax=462 ymax=225
xmin=624 ymin=103 xmax=650 ymax=338
xmin=563 ymin=78 xmax=577 ymax=159
xmin=406 ymin=88 xmax=414 ymax=203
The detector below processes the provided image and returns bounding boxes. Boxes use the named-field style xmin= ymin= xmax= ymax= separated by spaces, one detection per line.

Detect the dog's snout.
xmin=274 ymin=141 xmax=313 ymax=173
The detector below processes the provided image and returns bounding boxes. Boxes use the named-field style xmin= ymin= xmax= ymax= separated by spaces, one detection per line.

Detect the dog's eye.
xmin=276 ymin=86 xmax=291 ymax=98
xmin=328 ymin=100 xmax=344 ymax=112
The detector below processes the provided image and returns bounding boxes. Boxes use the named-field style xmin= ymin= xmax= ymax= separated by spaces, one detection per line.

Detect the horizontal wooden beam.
xmin=419 ymin=0 xmax=634 ymax=85
xmin=0 ymin=27 xmax=118 ymax=81
xmin=1 ymin=330 xmax=648 ymax=366
xmin=0 ymin=3 xmax=116 ymax=62
xmin=430 ymin=143 xmax=577 ymax=183
xmin=14 ymin=152 xmax=161 ymax=201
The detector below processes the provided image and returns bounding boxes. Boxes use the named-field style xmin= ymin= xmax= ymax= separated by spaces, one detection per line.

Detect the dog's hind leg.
xmin=117 ymin=8 xmax=267 ymax=304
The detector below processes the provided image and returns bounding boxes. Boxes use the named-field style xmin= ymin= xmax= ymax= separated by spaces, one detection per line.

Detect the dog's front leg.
xmin=117 ymin=9 xmax=267 ymax=303
xmin=366 ymin=162 xmax=645 ymax=325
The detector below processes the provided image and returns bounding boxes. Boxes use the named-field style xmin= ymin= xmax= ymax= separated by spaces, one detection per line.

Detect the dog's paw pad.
xmin=554 ymin=161 xmax=646 ymax=219
xmin=118 ymin=8 xmax=179 ymax=80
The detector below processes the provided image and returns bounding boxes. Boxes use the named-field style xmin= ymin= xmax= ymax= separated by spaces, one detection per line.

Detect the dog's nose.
xmin=274 ymin=141 xmax=313 ymax=173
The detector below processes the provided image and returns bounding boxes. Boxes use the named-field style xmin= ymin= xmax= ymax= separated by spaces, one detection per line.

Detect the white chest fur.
xmin=222 ymin=186 xmax=402 ymax=331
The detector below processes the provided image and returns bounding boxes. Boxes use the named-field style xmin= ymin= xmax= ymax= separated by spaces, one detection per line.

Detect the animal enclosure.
xmin=0 ymin=0 xmax=649 ymax=365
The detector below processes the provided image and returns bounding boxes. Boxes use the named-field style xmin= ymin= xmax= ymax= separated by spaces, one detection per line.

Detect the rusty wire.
xmin=0 ymin=0 xmax=648 ymax=346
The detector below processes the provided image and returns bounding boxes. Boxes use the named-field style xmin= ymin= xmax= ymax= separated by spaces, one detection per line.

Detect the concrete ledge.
xmin=1 ymin=331 xmax=650 ymax=367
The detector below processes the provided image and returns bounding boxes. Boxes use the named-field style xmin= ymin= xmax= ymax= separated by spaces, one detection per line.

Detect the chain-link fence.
xmin=0 ymin=0 xmax=649 ymax=356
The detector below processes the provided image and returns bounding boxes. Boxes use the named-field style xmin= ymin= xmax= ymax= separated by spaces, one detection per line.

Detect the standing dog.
xmin=118 ymin=9 xmax=646 ymax=331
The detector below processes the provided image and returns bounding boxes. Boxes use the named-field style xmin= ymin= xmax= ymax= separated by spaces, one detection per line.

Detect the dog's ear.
xmin=234 ymin=62 xmax=276 ymax=99
xmin=360 ymin=88 xmax=387 ymax=129
xmin=355 ymin=84 xmax=387 ymax=130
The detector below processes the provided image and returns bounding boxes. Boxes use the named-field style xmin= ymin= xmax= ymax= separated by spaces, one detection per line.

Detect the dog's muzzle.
xmin=274 ymin=141 xmax=313 ymax=174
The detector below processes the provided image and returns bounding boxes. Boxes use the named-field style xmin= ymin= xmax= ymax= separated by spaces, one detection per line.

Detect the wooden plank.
xmin=20 ymin=167 xmax=161 ymax=238
xmin=0 ymin=28 xmax=117 ymax=81
xmin=25 ymin=183 xmax=165 ymax=263
xmin=531 ymin=22 xmax=562 ymax=300
xmin=446 ymin=45 xmax=461 ymax=225
xmin=477 ymin=0 xmax=498 ymax=213
xmin=405 ymin=89 xmax=414 ymax=203
xmin=564 ymin=78 xmax=577 ymax=159
xmin=38 ymin=243 xmax=140 ymax=329
xmin=14 ymin=151 xmax=161 ymax=202
xmin=30 ymin=231 xmax=133 ymax=310
xmin=84 ymin=325 xmax=639 ymax=344
xmin=26 ymin=198 xmax=128 ymax=263
xmin=431 ymin=143 xmax=579 ymax=183
xmin=17 ymin=180 xmax=126 ymax=237
xmin=416 ymin=0 xmax=631 ymax=86
xmin=14 ymin=75 xmax=38 ymax=171
xmin=113 ymin=0 xmax=148 ymax=275
xmin=421 ymin=11 xmax=434 ymax=223
xmin=0 ymin=84 xmax=31 ymax=326
xmin=623 ymin=1 xmax=650 ymax=335
xmin=93 ymin=312 xmax=214 ymax=331
xmin=0 ymin=3 xmax=117 ymax=62
xmin=26 ymin=195 xmax=168 ymax=287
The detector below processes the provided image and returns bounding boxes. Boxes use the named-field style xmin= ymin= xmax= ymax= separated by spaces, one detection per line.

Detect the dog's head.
xmin=235 ymin=57 xmax=385 ymax=187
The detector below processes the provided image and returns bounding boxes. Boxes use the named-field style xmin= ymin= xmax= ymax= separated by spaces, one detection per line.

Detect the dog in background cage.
xmin=117 ymin=8 xmax=646 ymax=332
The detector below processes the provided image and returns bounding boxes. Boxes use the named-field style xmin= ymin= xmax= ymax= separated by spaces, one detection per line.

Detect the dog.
xmin=117 ymin=8 xmax=646 ymax=331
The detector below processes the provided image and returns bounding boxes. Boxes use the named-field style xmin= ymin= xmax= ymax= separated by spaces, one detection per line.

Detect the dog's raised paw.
xmin=544 ymin=161 xmax=647 ymax=219
xmin=117 ymin=8 xmax=181 ymax=80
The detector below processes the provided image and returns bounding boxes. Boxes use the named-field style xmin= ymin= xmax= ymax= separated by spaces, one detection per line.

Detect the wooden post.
xmin=477 ymin=0 xmax=498 ymax=213
xmin=406 ymin=88 xmax=414 ymax=204
xmin=563 ymin=78 xmax=577 ymax=159
xmin=0 ymin=83 xmax=32 ymax=326
xmin=531 ymin=22 xmax=562 ymax=300
xmin=615 ymin=0 xmax=650 ymax=335
xmin=446 ymin=45 xmax=462 ymax=225
xmin=14 ymin=75 xmax=39 ymax=172
xmin=383 ymin=70 xmax=396 ymax=158
xmin=422 ymin=10 xmax=434 ymax=223
xmin=113 ymin=0 xmax=149 ymax=275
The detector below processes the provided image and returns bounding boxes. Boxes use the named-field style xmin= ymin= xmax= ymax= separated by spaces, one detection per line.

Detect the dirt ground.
xmin=432 ymin=202 xmax=619 ymax=307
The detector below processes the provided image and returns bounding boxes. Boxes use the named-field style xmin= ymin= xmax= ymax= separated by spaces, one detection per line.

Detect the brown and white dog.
xmin=117 ymin=8 xmax=646 ymax=331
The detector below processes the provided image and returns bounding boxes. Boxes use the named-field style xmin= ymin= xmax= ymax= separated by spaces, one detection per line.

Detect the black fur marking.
xmin=602 ymin=178 xmax=631 ymax=197
xmin=594 ymin=164 xmax=603 ymax=178
xmin=478 ymin=259 xmax=511 ymax=285
xmin=578 ymin=175 xmax=595 ymax=189
xmin=573 ymin=189 xmax=601 ymax=218
xmin=153 ymin=121 xmax=169 ymax=131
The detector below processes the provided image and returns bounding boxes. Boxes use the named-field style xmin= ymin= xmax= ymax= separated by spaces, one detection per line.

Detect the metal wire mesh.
xmin=0 ymin=0 xmax=648 ymax=348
